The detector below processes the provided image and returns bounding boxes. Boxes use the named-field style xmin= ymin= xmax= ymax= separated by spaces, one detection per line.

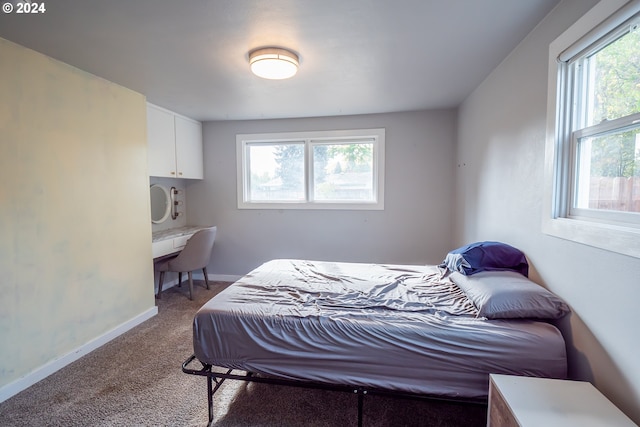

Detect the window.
xmin=236 ymin=128 xmax=385 ymax=209
xmin=569 ymin=17 xmax=640 ymax=222
xmin=543 ymin=1 xmax=640 ymax=258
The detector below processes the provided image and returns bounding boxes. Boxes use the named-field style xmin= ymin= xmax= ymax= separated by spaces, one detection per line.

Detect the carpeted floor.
xmin=0 ymin=281 xmax=487 ymax=426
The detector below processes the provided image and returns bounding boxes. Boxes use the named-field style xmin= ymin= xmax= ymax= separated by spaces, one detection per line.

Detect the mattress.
xmin=193 ymin=259 xmax=567 ymax=398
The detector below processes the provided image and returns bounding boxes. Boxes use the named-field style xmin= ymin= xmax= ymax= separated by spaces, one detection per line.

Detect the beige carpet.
xmin=0 ymin=281 xmax=487 ymax=426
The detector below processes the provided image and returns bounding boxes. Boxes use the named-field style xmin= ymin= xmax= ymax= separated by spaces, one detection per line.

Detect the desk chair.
xmin=156 ymin=226 xmax=217 ymax=300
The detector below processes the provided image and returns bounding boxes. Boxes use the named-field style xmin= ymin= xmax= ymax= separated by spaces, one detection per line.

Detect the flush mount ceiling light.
xmin=249 ymin=47 xmax=299 ymax=80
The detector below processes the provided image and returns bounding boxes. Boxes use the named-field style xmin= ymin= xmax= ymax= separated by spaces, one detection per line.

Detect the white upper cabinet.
xmin=147 ymin=104 xmax=176 ymax=177
xmin=174 ymin=114 xmax=203 ymax=179
xmin=147 ymin=103 xmax=203 ymax=179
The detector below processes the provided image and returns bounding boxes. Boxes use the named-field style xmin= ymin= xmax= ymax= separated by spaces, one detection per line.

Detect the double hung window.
xmin=566 ymin=14 xmax=640 ymax=223
xmin=237 ymin=128 xmax=385 ymax=210
xmin=544 ymin=0 xmax=640 ymax=257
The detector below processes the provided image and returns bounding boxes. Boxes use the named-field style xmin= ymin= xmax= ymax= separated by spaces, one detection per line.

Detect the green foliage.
xmin=587 ymin=27 xmax=640 ymax=178
xmin=273 ymin=143 xmax=373 ymax=183
xmin=592 ymin=28 xmax=640 ymax=123
xmin=251 ymin=171 xmax=271 ymax=186
xmin=589 ymin=130 xmax=639 ymax=177
xmin=328 ymin=144 xmax=372 ymax=170
xmin=274 ymin=144 xmax=304 ymax=189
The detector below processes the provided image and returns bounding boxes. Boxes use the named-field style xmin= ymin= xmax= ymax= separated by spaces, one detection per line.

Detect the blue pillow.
xmin=440 ymin=241 xmax=529 ymax=277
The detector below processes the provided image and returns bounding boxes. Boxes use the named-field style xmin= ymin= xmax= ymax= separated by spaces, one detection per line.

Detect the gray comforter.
xmin=193 ymin=259 xmax=567 ymax=398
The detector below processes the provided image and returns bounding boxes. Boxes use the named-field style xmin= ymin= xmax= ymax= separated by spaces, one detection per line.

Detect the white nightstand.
xmin=487 ymin=374 xmax=637 ymax=427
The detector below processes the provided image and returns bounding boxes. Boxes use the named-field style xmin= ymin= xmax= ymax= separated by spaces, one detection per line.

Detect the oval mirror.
xmin=150 ymin=184 xmax=171 ymax=224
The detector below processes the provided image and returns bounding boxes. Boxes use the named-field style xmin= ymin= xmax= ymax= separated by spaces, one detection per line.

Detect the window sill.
xmin=542 ymin=216 xmax=640 ymax=259
xmin=237 ymin=200 xmax=384 ymax=210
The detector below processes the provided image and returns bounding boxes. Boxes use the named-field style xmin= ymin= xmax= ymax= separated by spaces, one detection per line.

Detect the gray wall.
xmin=456 ymin=0 xmax=640 ymax=423
xmin=188 ymin=110 xmax=456 ymax=276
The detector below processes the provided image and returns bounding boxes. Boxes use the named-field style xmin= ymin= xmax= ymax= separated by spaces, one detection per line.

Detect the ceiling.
xmin=0 ymin=0 xmax=559 ymax=121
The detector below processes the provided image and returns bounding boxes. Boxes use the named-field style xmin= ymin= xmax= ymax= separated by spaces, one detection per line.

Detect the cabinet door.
xmin=175 ymin=115 xmax=203 ymax=179
xmin=147 ymin=104 xmax=177 ymax=177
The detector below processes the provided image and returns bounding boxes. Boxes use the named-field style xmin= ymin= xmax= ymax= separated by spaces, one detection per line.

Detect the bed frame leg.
xmin=355 ymin=389 xmax=365 ymax=427
xmin=203 ymin=366 xmax=232 ymax=427
xmin=207 ymin=372 xmax=214 ymax=426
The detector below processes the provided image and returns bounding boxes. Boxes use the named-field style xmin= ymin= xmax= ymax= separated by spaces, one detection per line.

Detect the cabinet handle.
xmin=171 ymin=171 xmax=175 ymax=175
xmin=179 ymin=172 xmax=183 ymax=176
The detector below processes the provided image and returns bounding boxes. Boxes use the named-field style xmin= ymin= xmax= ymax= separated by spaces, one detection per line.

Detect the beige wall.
xmin=0 ymin=38 xmax=155 ymax=389
xmin=456 ymin=0 xmax=640 ymax=423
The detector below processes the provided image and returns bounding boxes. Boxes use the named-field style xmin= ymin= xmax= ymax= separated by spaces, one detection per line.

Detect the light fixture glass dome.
xmin=249 ymin=47 xmax=299 ymax=80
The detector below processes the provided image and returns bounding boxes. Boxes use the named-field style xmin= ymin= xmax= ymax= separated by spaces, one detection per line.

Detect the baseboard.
xmin=208 ymin=273 xmax=242 ymax=282
xmin=0 ymin=306 xmax=158 ymax=403
xmin=189 ymin=272 xmax=242 ymax=283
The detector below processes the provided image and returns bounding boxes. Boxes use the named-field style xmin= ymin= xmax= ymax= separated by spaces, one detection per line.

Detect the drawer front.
xmin=173 ymin=235 xmax=191 ymax=250
xmin=152 ymin=239 xmax=175 ymax=258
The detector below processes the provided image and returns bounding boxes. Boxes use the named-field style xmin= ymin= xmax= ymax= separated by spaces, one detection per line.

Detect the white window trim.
xmin=236 ymin=128 xmax=385 ymax=210
xmin=543 ymin=0 xmax=640 ymax=258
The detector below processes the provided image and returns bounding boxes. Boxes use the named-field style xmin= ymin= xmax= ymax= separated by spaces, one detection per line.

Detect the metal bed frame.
xmin=182 ymin=354 xmax=486 ymax=427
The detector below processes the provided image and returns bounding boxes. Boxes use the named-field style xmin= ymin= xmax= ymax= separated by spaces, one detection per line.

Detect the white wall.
xmin=456 ymin=0 xmax=640 ymax=422
xmin=0 ymin=38 xmax=156 ymax=397
xmin=187 ymin=110 xmax=456 ymax=276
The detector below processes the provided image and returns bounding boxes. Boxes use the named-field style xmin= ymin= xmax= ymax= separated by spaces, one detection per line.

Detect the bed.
xmin=183 ymin=255 xmax=569 ymax=426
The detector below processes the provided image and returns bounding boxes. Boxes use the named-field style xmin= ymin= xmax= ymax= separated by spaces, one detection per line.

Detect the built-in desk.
xmin=152 ymin=226 xmax=207 ymax=258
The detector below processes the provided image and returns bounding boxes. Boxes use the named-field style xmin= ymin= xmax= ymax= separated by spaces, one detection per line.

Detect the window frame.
xmin=543 ymin=0 xmax=640 ymax=258
xmin=236 ymin=128 xmax=385 ymax=210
